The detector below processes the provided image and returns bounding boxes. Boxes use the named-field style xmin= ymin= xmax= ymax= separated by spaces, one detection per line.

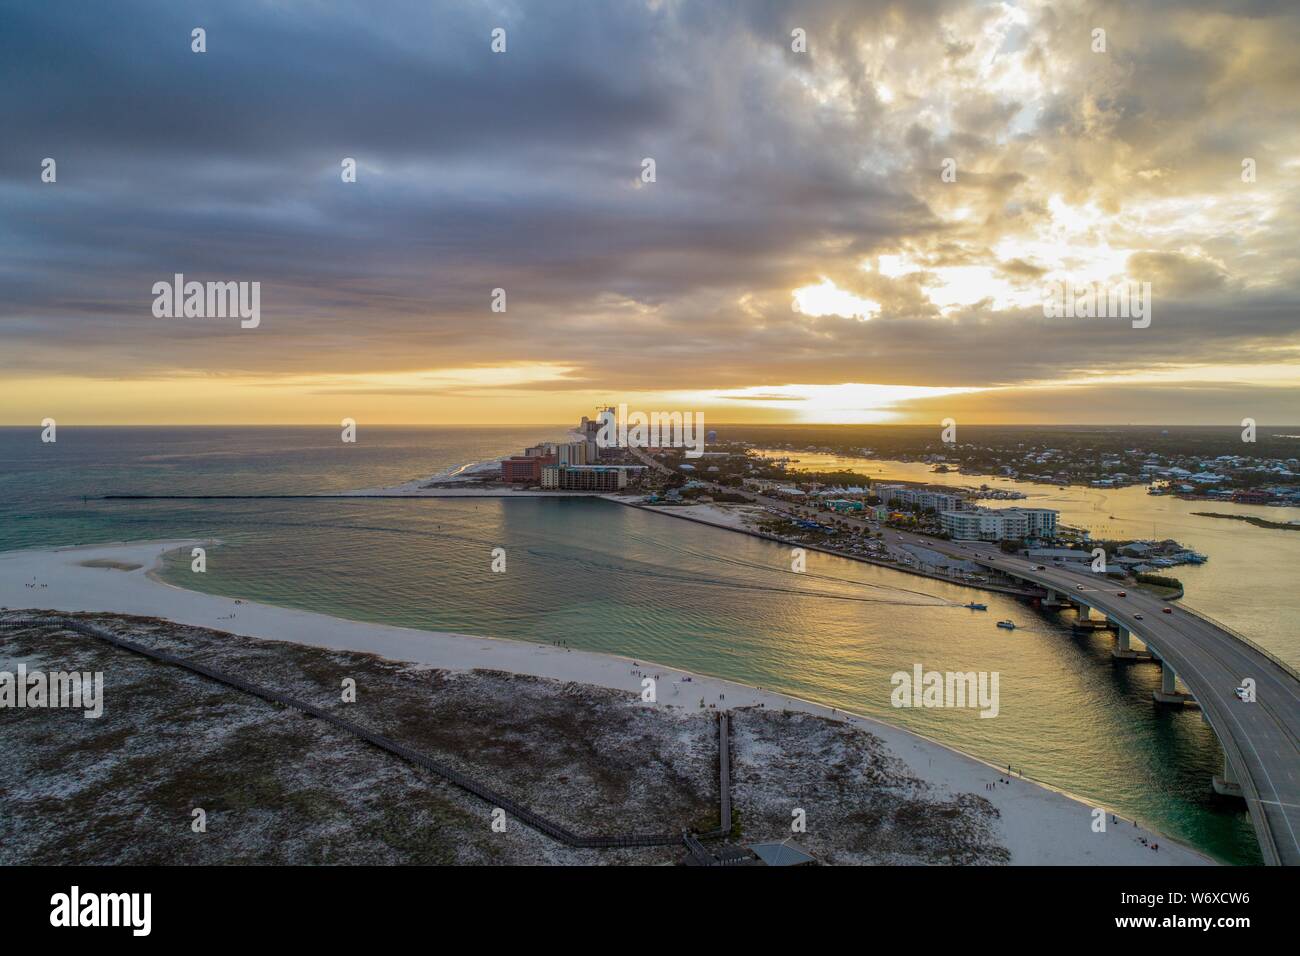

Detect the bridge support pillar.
xmin=1041 ymin=589 xmax=1069 ymax=610
xmin=1076 ymin=602 xmax=1091 ymax=620
xmin=1111 ymin=625 xmax=1152 ymax=661
xmin=1213 ymin=755 xmax=1244 ymax=799
xmin=1153 ymin=659 xmax=1196 ymax=705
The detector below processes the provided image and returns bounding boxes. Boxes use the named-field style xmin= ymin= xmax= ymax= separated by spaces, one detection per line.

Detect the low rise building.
xmin=541 ymin=464 xmax=628 ymax=492
xmin=939 ymin=506 xmax=1060 ymax=541
xmin=874 ymin=483 xmax=969 ymax=513
xmin=501 ymin=454 xmax=555 ymax=483
xmin=1024 ymin=547 xmax=1092 ymax=563
xmin=1010 ymin=507 xmax=1059 ymax=539
xmin=825 ymin=499 xmax=864 ymax=513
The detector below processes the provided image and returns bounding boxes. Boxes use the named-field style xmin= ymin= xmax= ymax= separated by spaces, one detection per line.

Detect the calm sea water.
xmin=0 ymin=427 xmax=1267 ymax=864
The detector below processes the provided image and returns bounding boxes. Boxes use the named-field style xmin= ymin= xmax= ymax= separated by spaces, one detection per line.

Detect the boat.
xmin=996 ymin=620 xmax=1017 ymax=630
xmin=964 ymin=602 xmax=988 ymax=611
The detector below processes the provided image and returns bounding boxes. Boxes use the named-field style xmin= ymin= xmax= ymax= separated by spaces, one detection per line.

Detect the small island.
xmin=1193 ymin=512 xmax=1300 ymax=531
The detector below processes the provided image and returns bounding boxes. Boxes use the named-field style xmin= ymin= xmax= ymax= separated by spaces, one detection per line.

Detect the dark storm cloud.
xmin=1 ymin=0 xmax=1298 ymax=416
xmin=0 ymin=0 xmax=674 ymax=162
xmin=1 ymin=0 xmax=927 ymax=374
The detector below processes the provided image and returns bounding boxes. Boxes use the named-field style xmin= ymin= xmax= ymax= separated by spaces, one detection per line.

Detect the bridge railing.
xmin=1175 ymin=602 xmax=1300 ymax=684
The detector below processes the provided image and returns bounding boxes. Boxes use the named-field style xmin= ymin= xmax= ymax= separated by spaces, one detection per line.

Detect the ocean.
xmin=0 ymin=426 xmax=1270 ymax=863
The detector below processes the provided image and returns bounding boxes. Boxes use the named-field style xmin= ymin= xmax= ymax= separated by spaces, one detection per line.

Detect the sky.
xmin=2 ymin=0 xmax=1298 ymax=426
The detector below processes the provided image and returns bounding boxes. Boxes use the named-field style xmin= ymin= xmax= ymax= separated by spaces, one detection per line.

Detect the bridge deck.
xmin=962 ymin=550 xmax=1300 ymax=866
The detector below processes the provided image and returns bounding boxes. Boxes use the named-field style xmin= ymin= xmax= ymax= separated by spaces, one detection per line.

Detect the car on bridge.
xmin=1162 ymin=607 xmax=1173 ymax=614
xmin=1134 ymin=613 xmax=1144 ymax=620
xmin=1117 ymin=591 xmax=1127 ymax=597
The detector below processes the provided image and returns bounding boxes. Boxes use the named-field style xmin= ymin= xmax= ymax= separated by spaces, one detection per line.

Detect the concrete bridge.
xmin=959 ymin=546 xmax=1300 ymax=867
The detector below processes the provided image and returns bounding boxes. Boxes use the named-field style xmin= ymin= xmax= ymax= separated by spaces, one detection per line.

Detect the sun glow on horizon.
xmin=690 ymin=382 xmax=986 ymax=424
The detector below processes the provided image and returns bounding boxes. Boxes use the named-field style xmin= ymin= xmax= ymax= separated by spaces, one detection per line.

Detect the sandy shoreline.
xmin=0 ymin=538 xmax=1212 ymax=865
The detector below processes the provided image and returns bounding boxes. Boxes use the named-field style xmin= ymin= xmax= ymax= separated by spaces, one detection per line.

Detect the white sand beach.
xmin=0 ymin=539 xmax=1212 ymax=866
xmin=618 ymin=498 xmax=769 ymax=533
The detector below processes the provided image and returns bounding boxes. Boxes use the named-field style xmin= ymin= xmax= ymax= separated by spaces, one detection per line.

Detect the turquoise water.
xmin=0 ymin=427 xmax=1262 ymax=864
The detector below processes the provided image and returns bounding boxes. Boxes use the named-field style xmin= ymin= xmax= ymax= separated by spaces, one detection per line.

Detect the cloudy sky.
xmin=3 ymin=0 xmax=1298 ymax=425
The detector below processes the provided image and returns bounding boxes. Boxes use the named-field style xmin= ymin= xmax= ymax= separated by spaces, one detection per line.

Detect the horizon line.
xmin=3 ymin=422 xmax=1299 ymax=430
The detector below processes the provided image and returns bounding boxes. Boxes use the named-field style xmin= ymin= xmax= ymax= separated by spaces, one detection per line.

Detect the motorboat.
xmin=996 ymin=620 xmax=1017 ymax=630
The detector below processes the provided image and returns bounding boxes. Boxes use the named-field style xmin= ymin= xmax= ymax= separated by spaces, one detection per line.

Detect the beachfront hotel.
xmin=540 ymin=464 xmax=629 ymax=492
